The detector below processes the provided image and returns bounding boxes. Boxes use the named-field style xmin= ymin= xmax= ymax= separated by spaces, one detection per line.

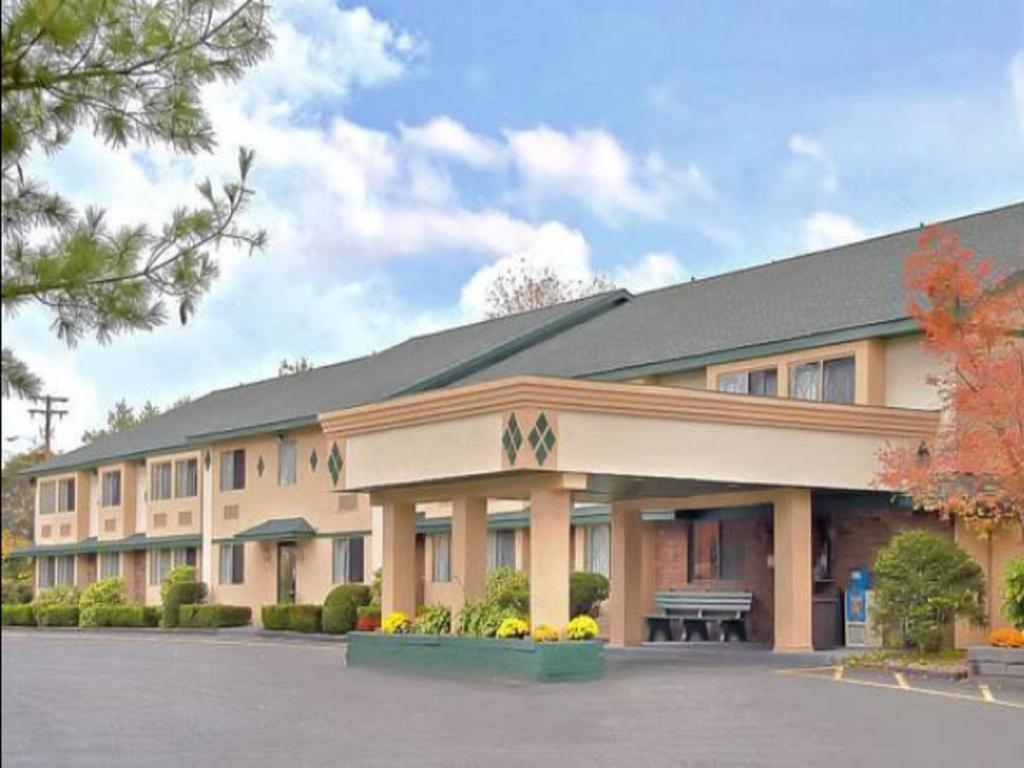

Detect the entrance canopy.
xmin=320 ymin=376 xmax=938 ymax=501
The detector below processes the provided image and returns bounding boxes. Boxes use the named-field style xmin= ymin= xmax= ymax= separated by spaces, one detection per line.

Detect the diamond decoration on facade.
xmin=327 ymin=442 xmax=343 ymax=486
xmin=256 ymin=455 xmax=266 ymax=477
xmin=309 ymin=449 xmax=318 ymax=472
xmin=502 ymin=413 xmax=523 ymax=465
xmin=527 ymin=412 xmax=556 ymax=466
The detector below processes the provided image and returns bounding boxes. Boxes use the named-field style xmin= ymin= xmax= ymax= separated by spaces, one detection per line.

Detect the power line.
xmin=28 ymin=395 xmax=68 ymax=456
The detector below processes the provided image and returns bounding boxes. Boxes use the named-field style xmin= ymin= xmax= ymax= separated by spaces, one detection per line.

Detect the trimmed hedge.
xmin=570 ymin=571 xmax=610 ymax=618
xmin=36 ymin=605 xmax=79 ymax=627
xmin=161 ymin=580 xmax=207 ymax=628
xmin=79 ymin=577 xmax=126 ymax=628
xmin=323 ymin=584 xmax=371 ymax=634
xmin=2 ymin=604 xmax=36 ymax=626
xmin=262 ymin=604 xmax=322 ymax=633
xmin=93 ymin=604 xmax=161 ymax=628
xmin=2 ymin=580 xmax=33 ymax=605
xmin=179 ymin=604 xmax=252 ymax=628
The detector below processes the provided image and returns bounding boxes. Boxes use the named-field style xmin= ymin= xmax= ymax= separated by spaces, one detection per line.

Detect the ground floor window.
xmin=149 ymin=549 xmax=171 ymax=585
xmin=432 ymin=532 xmax=451 ymax=582
xmin=173 ymin=547 xmax=197 ymax=568
xmin=38 ymin=555 xmax=74 ymax=588
xmin=689 ymin=519 xmax=746 ymax=581
xmin=219 ymin=543 xmax=245 ymax=585
xmin=100 ymin=552 xmax=120 ymax=580
xmin=487 ymin=529 xmax=516 ymax=571
xmin=332 ymin=536 xmax=365 ymax=584
xmin=585 ymin=523 xmax=611 ymax=577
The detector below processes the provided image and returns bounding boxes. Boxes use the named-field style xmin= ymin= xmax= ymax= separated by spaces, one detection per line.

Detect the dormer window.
xmin=717 ymin=367 xmax=778 ymax=397
xmin=790 ymin=356 xmax=855 ymax=404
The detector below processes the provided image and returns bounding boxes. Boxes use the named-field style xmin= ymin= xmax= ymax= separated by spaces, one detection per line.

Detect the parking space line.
xmin=777 ymin=666 xmax=1024 ymax=710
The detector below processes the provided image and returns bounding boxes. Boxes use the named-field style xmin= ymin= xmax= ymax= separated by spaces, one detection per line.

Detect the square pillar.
xmin=609 ymin=503 xmax=645 ymax=646
xmin=529 ymin=488 xmax=572 ymax=630
xmin=773 ymin=489 xmax=813 ymax=651
xmin=382 ymin=500 xmax=417 ymax=618
xmin=451 ymin=496 xmax=488 ymax=613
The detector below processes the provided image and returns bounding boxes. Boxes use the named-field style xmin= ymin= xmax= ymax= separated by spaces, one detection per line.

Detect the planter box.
xmin=346 ymin=632 xmax=605 ymax=683
xmin=967 ymin=646 xmax=1024 ymax=680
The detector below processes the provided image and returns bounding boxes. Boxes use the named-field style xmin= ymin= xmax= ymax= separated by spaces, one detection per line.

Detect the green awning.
xmin=9 ymin=533 xmax=201 ymax=559
xmin=234 ymin=517 xmax=316 ymax=541
xmin=415 ymin=505 xmax=611 ymax=535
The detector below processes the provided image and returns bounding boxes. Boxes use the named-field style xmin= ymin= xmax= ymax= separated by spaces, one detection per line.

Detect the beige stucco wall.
xmin=34 ymin=470 xmax=90 ymax=545
xmin=145 ymin=450 xmax=203 ymax=537
xmin=884 ymin=334 xmax=942 ymax=410
xmin=558 ymin=411 xmax=913 ymax=491
xmin=96 ymin=463 xmax=137 ymax=541
xmin=345 ymin=413 xmax=503 ymax=490
xmin=955 ymin=522 xmax=1024 ymax=647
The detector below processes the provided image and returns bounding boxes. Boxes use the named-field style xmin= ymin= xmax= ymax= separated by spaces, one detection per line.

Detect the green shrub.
xmin=484 ymin=567 xmax=530 ymax=614
xmin=34 ymin=585 xmax=79 ymax=608
xmin=357 ymin=604 xmax=381 ymax=621
xmin=2 ymin=579 xmax=33 ymax=605
xmin=370 ymin=567 xmax=382 ymax=606
xmin=179 ymin=604 xmax=252 ymax=628
xmin=1003 ymin=557 xmax=1024 ymax=631
xmin=322 ymin=584 xmax=371 ymax=634
xmin=160 ymin=569 xmax=207 ymax=628
xmin=570 ymin=571 xmax=610 ymax=618
xmin=36 ymin=604 xmax=79 ymax=627
xmin=456 ymin=600 xmax=520 ymax=637
xmin=415 ymin=603 xmax=451 ymax=634
xmin=78 ymin=577 xmax=126 ymax=628
xmin=93 ymin=604 xmax=161 ymax=628
xmin=2 ymin=604 xmax=36 ymax=626
xmin=873 ymin=530 xmax=987 ymax=654
xmin=261 ymin=604 xmax=322 ymax=633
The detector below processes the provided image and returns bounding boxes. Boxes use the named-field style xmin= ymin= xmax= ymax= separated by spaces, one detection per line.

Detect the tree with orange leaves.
xmin=876 ymin=225 xmax=1024 ymax=531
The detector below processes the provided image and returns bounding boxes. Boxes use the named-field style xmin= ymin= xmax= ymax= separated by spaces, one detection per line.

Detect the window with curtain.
xmin=39 ymin=481 xmax=56 ymax=515
xmin=151 ymin=462 xmax=172 ymax=500
xmin=38 ymin=556 xmax=56 ymax=587
xmin=585 ymin=524 xmax=611 ymax=577
xmin=332 ymin=536 xmax=365 ymax=583
xmin=219 ymin=543 xmax=245 ymax=584
xmin=487 ymin=530 xmax=516 ymax=570
xmin=173 ymin=547 xmax=196 ymax=568
xmin=790 ymin=361 xmax=820 ymax=401
xmin=823 ymin=356 xmax=855 ymax=404
xmin=717 ymin=368 xmax=778 ymax=397
xmin=278 ymin=439 xmax=297 ymax=486
xmin=219 ymin=450 xmax=246 ymax=491
xmin=58 ymin=478 xmax=75 ymax=512
xmin=100 ymin=552 xmax=120 ymax=579
xmin=55 ymin=555 xmax=75 ymax=586
xmin=101 ymin=470 xmax=122 ymax=507
xmin=174 ymin=458 xmax=198 ymax=498
xmin=432 ymin=532 xmax=451 ymax=582
xmin=149 ymin=548 xmax=173 ymax=585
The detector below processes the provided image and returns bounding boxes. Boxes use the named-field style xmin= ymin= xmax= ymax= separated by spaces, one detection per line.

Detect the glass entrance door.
xmin=277 ymin=543 xmax=297 ymax=604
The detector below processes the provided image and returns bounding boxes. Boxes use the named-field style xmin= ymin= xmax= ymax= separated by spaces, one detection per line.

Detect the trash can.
xmin=812 ymin=580 xmax=842 ymax=650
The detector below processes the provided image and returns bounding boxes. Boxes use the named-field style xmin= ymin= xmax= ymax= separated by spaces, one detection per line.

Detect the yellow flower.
xmin=565 ymin=615 xmax=599 ymax=641
xmin=531 ymin=623 xmax=559 ymax=643
xmin=382 ymin=612 xmax=412 ymax=635
xmin=496 ymin=617 xmax=529 ymax=639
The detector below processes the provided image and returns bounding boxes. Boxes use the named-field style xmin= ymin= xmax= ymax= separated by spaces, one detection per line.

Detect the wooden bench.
xmin=645 ymin=590 xmax=753 ymax=642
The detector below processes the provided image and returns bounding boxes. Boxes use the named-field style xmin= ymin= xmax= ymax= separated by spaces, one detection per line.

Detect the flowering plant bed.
xmin=843 ymin=649 xmax=968 ymax=679
xmin=345 ymin=632 xmax=604 ymax=682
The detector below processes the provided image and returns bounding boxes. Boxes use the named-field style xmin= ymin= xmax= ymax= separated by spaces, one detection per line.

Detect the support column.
xmin=382 ymin=500 xmax=417 ymax=618
xmin=773 ymin=488 xmax=813 ymax=651
xmin=609 ymin=503 xmax=645 ymax=646
xmin=450 ymin=496 xmax=488 ymax=614
xmin=529 ymin=488 xmax=572 ymax=630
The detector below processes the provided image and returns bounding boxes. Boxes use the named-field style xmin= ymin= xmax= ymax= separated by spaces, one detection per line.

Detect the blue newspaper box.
xmin=845 ymin=568 xmax=871 ymax=623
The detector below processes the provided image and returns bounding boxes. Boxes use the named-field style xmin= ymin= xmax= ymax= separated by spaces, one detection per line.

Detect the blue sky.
xmin=4 ymin=1 xmax=1024 ymax=454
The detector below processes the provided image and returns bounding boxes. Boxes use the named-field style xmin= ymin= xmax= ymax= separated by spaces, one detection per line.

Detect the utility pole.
xmin=29 ymin=395 xmax=69 ymax=457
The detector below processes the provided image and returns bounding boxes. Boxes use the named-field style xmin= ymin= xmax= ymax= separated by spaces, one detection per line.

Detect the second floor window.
xmin=174 ymin=458 xmax=198 ymax=498
xmin=101 ymin=470 xmax=122 ymax=507
xmin=39 ymin=481 xmax=56 ymax=515
xmin=717 ymin=367 xmax=778 ymax=397
xmin=278 ymin=439 xmax=297 ymax=486
xmin=151 ymin=462 xmax=172 ymax=501
xmin=790 ymin=356 xmax=855 ymax=404
xmin=220 ymin=449 xmax=246 ymax=492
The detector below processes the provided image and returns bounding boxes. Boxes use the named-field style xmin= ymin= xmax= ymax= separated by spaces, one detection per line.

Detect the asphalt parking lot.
xmin=2 ymin=630 xmax=1021 ymax=767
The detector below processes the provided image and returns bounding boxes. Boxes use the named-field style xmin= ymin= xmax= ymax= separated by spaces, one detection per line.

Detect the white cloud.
xmin=1010 ymin=51 xmax=1024 ymax=138
xmin=613 ymin=252 xmax=689 ymax=293
xmin=505 ymin=125 xmax=713 ymax=220
xmin=401 ymin=116 xmax=505 ymax=168
xmin=802 ymin=211 xmax=867 ymax=251
xmin=788 ymin=133 xmax=838 ymax=193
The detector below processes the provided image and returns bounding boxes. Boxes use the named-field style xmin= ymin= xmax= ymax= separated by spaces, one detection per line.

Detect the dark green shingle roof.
xmin=234 ymin=517 xmax=316 ymax=541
